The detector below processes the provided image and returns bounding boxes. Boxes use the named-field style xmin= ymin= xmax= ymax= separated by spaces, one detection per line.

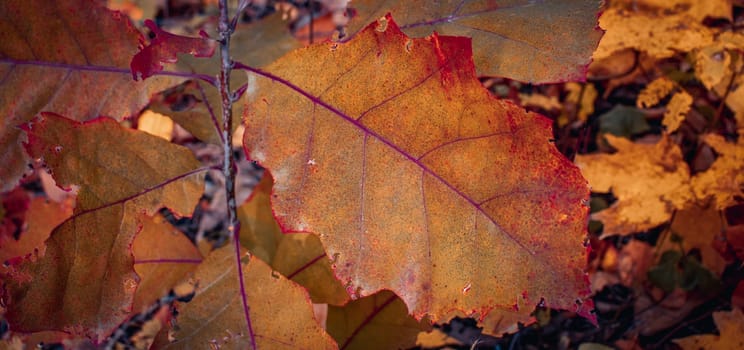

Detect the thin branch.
xmin=218 ymin=0 xmax=255 ymax=346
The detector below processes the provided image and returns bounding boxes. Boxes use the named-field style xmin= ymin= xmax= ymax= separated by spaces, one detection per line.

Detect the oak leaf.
xmin=326 ymin=290 xmax=431 ymax=350
xmin=165 ymin=244 xmax=337 ymax=349
xmin=243 ymin=15 xmax=593 ymax=327
xmin=575 ymin=135 xmax=693 ymax=236
xmin=5 ymin=114 xmax=203 ymax=341
xmin=0 ymin=0 xmax=180 ymax=191
xmin=0 ymin=195 xmax=73 ymax=264
xmin=346 ymin=1 xmax=603 ymax=83
xmin=239 ymin=174 xmax=349 ymax=305
xmin=132 ymin=212 xmax=202 ymax=312
xmin=673 ymin=308 xmax=744 ymax=350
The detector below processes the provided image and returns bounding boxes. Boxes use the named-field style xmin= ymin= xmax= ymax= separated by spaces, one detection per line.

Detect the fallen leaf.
xmin=0 ymin=0 xmax=180 ymax=191
xmin=674 ymin=308 xmax=744 ymax=350
xmin=166 ymin=244 xmax=337 ymax=349
xmin=594 ymin=8 xmax=714 ymax=61
xmin=636 ymin=77 xmax=676 ymax=109
xmin=662 ymin=204 xmax=727 ymax=275
xmin=611 ymin=0 xmax=732 ymax=22
xmin=575 ymin=135 xmax=693 ymax=236
xmin=346 ymin=1 xmax=603 ymax=83
xmin=243 ymin=15 xmax=593 ymax=328
xmin=691 ymin=134 xmax=744 ymax=209
xmin=663 ymin=91 xmax=692 ymax=133
xmin=327 ymin=290 xmax=430 ymax=349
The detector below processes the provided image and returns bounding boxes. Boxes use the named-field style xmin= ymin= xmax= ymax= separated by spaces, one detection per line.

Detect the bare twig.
xmin=217 ymin=0 xmax=255 ymax=346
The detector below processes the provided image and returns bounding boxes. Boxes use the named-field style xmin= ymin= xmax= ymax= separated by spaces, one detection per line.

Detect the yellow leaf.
xmin=691 ymin=134 xmax=744 ymax=209
xmin=663 ymin=91 xmax=692 ymax=133
xmin=637 ymin=77 xmax=676 ymax=108
xmin=575 ymin=135 xmax=693 ymax=236
xmin=594 ymin=9 xmax=714 ymax=61
xmin=612 ymin=0 xmax=732 ymax=22
xmin=674 ymin=308 xmax=744 ymax=350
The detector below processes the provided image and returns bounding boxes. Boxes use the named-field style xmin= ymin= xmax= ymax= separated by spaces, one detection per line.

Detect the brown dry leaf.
xmin=617 ymin=240 xmax=654 ymax=287
xmin=575 ymin=135 xmax=693 ymax=236
xmin=674 ymin=308 xmax=744 ymax=350
xmin=637 ymin=77 xmax=676 ymax=109
xmin=691 ymin=135 xmax=744 ymax=209
xmin=663 ymin=91 xmax=692 ymax=133
xmin=594 ymin=8 xmax=714 ymax=61
xmin=634 ymin=291 xmax=704 ymax=336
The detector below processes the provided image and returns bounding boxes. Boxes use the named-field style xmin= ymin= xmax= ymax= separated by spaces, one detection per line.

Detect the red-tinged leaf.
xmin=5 ymin=114 xmax=203 ymax=341
xmin=239 ymin=174 xmax=349 ymax=305
xmin=132 ymin=212 xmax=202 ymax=312
xmin=346 ymin=1 xmax=603 ymax=83
xmin=327 ymin=290 xmax=431 ymax=350
xmin=242 ymin=16 xmax=592 ymax=328
xmin=165 ymin=244 xmax=337 ymax=349
xmin=0 ymin=195 xmax=73 ymax=264
xmin=131 ymin=19 xmax=216 ymax=81
xmin=0 ymin=0 xmax=184 ymax=191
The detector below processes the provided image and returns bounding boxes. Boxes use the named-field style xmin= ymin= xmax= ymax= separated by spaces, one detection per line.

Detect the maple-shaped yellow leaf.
xmin=575 ymin=135 xmax=693 ymax=236
xmin=663 ymin=91 xmax=693 ymax=133
xmin=637 ymin=77 xmax=676 ymax=109
xmin=691 ymin=134 xmax=744 ymax=209
xmin=611 ymin=0 xmax=732 ymax=22
xmin=674 ymin=308 xmax=744 ymax=350
xmin=594 ymin=8 xmax=714 ymax=61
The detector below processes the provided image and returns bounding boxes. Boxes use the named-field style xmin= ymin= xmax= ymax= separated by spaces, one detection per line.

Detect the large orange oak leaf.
xmin=166 ymin=244 xmax=337 ymax=349
xmin=5 ymin=114 xmax=203 ymax=342
xmin=242 ymin=16 xmax=593 ymax=327
xmin=0 ymin=0 xmax=182 ymax=191
xmin=575 ymin=135 xmax=694 ymax=236
xmin=346 ymin=1 xmax=603 ymax=83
